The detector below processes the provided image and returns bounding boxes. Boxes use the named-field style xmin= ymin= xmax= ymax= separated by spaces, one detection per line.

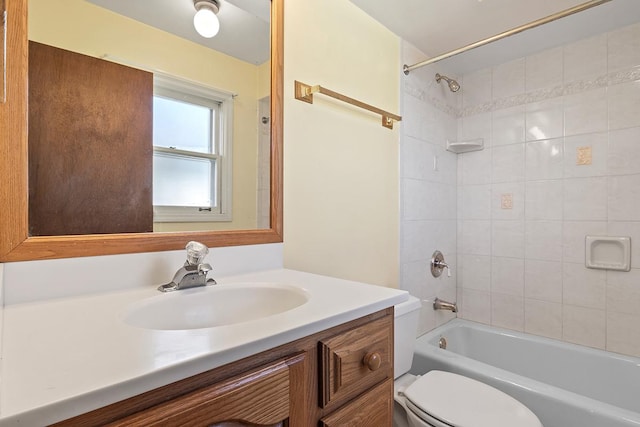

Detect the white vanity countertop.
xmin=0 ymin=268 xmax=407 ymax=426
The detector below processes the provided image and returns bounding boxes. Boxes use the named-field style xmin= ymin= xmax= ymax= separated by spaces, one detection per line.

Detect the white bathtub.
xmin=411 ymin=319 xmax=640 ymax=427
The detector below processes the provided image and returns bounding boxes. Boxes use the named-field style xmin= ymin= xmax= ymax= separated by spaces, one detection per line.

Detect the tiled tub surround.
xmin=456 ymin=21 xmax=640 ymax=357
xmin=399 ymin=41 xmax=459 ymax=335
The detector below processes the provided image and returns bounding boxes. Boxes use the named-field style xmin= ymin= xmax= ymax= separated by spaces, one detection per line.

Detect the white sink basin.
xmin=122 ymin=283 xmax=310 ymax=330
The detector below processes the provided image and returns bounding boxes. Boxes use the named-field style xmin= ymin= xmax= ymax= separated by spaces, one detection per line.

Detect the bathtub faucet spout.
xmin=433 ymin=297 xmax=457 ymax=313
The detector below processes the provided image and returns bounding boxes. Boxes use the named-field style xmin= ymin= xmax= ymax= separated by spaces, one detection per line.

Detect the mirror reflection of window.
xmin=152 ymin=75 xmax=234 ymax=223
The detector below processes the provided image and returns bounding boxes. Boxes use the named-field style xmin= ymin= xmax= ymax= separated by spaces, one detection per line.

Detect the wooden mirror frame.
xmin=0 ymin=0 xmax=283 ymax=261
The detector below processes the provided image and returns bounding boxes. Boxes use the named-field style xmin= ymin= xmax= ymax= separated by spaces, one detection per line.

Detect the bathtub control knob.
xmin=363 ymin=352 xmax=381 ymax=371
xmin=431 ymin=250 xmax=451 ymax=278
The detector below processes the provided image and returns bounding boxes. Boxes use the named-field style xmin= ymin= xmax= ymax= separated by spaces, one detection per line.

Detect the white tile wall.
xmin=491 ymin=293 xmax=524 ymax=331
xmin=525 ymin=180 xmax=563 ymax=220
xmin=525 ymin=139 xmax=564 ymax=181
xmin=563 ymin=88 xmax=608 ymax=136
xmin=607 ymin=22 xmax=640 ymax=73
xmin=525 ymin=47 xmax=563 ymax=92
xmin=453 ymin=21 xmax=640 ymax=358
xmin=400 ymin=42 xmax=458 ymax=335
xmin=491 ymin=220 xmax=524 ymax=258
xmin=461 ymin=68 xmax=492 ymax=108
xmin=524 ymin=299 xmax=562 ymax=339
xmin=608 ymin=127 xmax=640 ymax=175
xmin=608 ymin=81 xmax=640 ymax=130
xmin=492 ymin=105 xmax=525 ymax=146
xmin=459 ymin=255 xmax=491 ymax=292
xmin=562 ymin=221 xmax=607 ymax=264
xmin=563 ymin=177 xmax=608 ymax=221
xmin=492 ymin=58 xmax=525 ymax=100
xmin=459 ymin=112 xmax=492 ymax=148
xmin=525 ymin=98 xmax=564 ymax=141
xmin=400 ymin=23 xmax=640 ymax=355
xmin=524 ymin=260 xmax=562 ymax=303
xmin=607 ymin=312 xmax=640 ymax=357
xmin=563 ymin=34 xmax=607 ymax=82
xmin=563 ymin=305 xmax=606 ymax=349
xmin=525 ymin=220 xmax=562 ymax=261
xmin=491 ymin=144 xmax=525 ymax=183
xmin=491 ymin=257 xmax=524 ymax=296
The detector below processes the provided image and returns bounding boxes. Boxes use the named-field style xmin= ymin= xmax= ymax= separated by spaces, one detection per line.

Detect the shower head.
xmin=435 ymin=73 xmax=460 ymax=92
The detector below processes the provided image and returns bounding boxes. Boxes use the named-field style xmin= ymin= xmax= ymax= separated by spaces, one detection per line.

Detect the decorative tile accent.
xmin=403 ymin=80 xmax=458 ymax=117
xmin=609 ymin=67 xmax=640 ymax=85
xmin=577 ymin=146 xmax=592 ymax=165
xmin=456 ymin=65 xmax=640 ymax=118
xmin=501 ymin=193 xmax=513 ymax=209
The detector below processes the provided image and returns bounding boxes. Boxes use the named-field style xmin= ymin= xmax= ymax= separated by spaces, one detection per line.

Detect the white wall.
xmin=399 ymin=42 xmax=459 ymax=335
xmin=456 ymin=22 xmax=640 ymax=358
xmin=282 ymin=0 xmax=401 ymax=287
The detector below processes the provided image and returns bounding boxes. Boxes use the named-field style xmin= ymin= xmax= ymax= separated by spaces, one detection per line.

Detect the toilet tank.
xmin=394 ymin=295 xmax=421 ymax=379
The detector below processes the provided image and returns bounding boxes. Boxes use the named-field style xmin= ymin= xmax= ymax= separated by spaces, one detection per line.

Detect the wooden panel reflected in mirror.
xmin=0 ymin=0 xmax=283 ymax=261
xmin=28 ymin=41 xmax=154 ymax=236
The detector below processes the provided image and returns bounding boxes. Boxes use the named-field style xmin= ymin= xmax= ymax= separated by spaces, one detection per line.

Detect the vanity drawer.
xmin=319 ymin=314 xmax=393 ymax=407
xmin=320 ymin=378 xmax=393 ymax=427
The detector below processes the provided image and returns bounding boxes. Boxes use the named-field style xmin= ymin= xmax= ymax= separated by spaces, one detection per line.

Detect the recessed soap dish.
xmin=446 ymin=138 xmax=484 ymax=154
xmin=585 ymin=236 xmax=631 ymax=271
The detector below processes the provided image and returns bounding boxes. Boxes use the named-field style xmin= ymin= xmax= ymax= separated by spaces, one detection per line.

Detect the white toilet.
xmin=393 ymin=297 xmax=543 ymax=427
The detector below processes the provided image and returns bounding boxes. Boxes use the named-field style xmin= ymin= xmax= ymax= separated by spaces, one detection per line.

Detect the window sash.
xmin=152 ymin=94 xmax=218 ymax=155
xmin=152 ymin=74 xmax=233 ymax=223
xmin=152 ymin=147 xmax=218 ymax=208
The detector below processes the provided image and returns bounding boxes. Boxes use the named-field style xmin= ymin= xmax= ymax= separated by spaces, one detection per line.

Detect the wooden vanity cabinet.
xmin=320 ymin=380 xmax=393 ymax=427
xmin=52 ymin=308 xmax=394 ymax=427
xmin=105 ymin=354 xmax=303 ymax=427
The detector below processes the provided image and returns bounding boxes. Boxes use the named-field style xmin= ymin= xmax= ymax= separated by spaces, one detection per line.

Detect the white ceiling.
xmin=349 ymin=0 xmax=640 ymax=74
xmin=85 ymin=0 xmax=640 ymax=73
xmin=86 ymin=0 xmax=271 ymax=65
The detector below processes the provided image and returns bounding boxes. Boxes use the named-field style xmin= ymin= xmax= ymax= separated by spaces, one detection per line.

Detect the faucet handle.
xmin=185 ymin=241 xmax=209 ymax=265
xmin=431 ymin=250 xmax=451 ymax=278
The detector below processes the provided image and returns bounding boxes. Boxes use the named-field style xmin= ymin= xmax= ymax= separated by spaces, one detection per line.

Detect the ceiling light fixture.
xmin=193 ymin=0 xmax=220 ymax=38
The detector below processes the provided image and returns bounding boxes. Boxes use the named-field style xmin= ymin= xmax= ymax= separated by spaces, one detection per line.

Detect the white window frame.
xmin=152 ymin=74 xmax=234 ymax=223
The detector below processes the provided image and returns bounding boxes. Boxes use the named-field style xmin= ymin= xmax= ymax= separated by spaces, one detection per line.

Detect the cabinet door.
xmin=319 ymin=315 xmax=393 ymax=407
xmin=107 ymin=354 xmax=304 ymax=427
xmin=320 ymin=379 xmax=393 ymax=427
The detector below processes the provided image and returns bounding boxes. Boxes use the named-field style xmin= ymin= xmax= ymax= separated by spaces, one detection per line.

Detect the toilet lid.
xmin=403 ymin=370 xmax=542 ymax=427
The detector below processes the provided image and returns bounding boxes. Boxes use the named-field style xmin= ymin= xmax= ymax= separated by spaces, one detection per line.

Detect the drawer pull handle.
xmin=363 ymin=352 xmax=381 ymax=371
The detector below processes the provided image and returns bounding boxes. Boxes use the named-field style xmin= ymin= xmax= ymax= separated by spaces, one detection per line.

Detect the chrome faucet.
xmin=433 ymin=297 xmax=457 ymax=313
xmin=158 ymin=241 xmax=217 ymax=292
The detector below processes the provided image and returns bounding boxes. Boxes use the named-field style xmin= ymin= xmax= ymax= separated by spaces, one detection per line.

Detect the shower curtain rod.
xmin=403 ymin=0 xmax=612 ymax=75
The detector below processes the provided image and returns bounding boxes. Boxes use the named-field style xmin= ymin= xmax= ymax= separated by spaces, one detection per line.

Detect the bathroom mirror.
xmin=0 ymin=0 xmax=283 ymax=261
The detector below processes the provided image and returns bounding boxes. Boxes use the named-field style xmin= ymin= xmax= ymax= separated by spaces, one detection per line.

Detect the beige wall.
xmin=283 ymin=0 xmax=401 ymax=287
xmin=257 ymin=61 xmax=271 ymax=101
xmin=29 ymin=0 xmax=402 ymax=288
xmin=28 ymin=0 xmax=262 ymax=231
